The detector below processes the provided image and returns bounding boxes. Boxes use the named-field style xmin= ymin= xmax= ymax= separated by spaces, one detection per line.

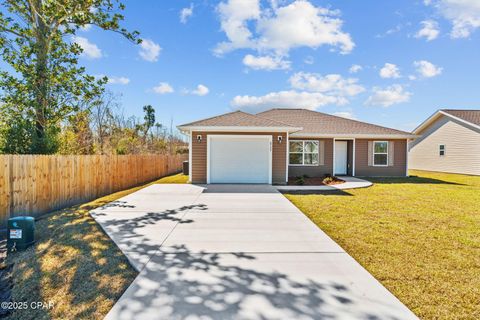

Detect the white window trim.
xmin=289 ymin=140 xmax=320 ymax=166
xmin=373 ymin=141 xmax=389 ymax=167
xmin=439 ymin=144 xmax=446 ymax=156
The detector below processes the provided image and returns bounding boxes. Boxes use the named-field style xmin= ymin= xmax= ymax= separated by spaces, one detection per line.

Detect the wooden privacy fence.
xmin=0 ymin=154 xmax=187 ymax=226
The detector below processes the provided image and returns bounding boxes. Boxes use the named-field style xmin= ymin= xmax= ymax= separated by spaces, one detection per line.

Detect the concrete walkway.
xmin=276 ymin=176 xmax=373 ymax=191
xmin=90 ymin=184 xmax=417 ymax=320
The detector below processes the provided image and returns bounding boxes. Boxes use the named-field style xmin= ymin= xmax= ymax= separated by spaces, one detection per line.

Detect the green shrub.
xmin=295 ymin=176 xmax=305 ymax=185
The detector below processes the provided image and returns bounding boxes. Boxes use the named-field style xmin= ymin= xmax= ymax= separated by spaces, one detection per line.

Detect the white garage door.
xmin=208 ymin=135 xmax=272 ymax=184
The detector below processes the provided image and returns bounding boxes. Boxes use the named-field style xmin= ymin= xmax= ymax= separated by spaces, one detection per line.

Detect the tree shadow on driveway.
xmin=109 ymin=244 xmax=410 ymax=320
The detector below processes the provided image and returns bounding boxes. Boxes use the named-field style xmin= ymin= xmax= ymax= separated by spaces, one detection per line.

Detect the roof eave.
xmin=439 ymin=110 xmax=480 ymax=130
xmin=411 ymin=110 xmax=443 ymax=134
xmin=412 ymin=110 xmax=480 ymax=134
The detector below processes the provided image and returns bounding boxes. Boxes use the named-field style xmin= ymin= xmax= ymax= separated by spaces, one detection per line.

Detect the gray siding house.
xmin=409 ymin=109 xmax=480 ymax=176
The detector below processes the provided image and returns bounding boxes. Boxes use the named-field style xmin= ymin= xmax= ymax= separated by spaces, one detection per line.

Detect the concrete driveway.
xmin=90 ymin=184 xmax=417 ymax=320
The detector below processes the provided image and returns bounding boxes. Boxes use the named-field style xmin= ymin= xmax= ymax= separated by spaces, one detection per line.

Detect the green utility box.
xmin=7 ymin=216 xmax=35 ymax=251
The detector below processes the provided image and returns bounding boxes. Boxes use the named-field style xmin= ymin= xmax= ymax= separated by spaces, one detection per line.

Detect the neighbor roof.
xmin=413 ymin=109 xmax=480 ymax=134
xmin=441 ymin=109 xmax=480 ymax=127
xmin=258 ymin=109 xmax=415 ymax=137
xmin=177 ymin=110 xmax=301 ymax=132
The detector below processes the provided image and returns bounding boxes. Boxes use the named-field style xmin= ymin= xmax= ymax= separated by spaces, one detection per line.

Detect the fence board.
xmin=0 ymin=154 xmax=186 ymax=226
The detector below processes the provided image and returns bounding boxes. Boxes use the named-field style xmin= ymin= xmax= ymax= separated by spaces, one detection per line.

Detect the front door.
xmin=335 ymin=141 xmax=348 ymax=175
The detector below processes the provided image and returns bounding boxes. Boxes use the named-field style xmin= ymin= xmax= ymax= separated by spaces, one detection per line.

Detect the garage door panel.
xmin=209 ymin=136 xmax=271 ymax=184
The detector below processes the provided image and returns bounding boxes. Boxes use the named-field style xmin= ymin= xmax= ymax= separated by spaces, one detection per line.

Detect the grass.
xmin=284 ymin=170 xmax=480 ymax=319
xmin=154 ymin=172 xmax=189 ymax=184
xmin=6 ymin=173 xmax=188 ymax=320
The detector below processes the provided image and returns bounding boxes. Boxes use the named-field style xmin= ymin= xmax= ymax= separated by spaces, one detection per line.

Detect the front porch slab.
xmin=276 ymin=176 xmax=373 ymax=191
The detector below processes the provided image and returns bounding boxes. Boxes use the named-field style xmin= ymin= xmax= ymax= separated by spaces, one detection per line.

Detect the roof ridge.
xmin=259 ymin=108 xmax=411 ymax=135
xmin=178 ymin=110 xmax=246 ymax=127
xmin=178 ymin=109 xmax=299 ymax=128
xmin=254 ymin=112 xmax=299 ymax=128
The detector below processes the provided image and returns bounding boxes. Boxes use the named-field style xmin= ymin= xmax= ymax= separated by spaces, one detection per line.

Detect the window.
xmin=373 ymin=141 xmax=388 ymax=166
xmin=289 ymin=140 xmax=319 ymax=165
xmin=439 ymin=144 xmax=446 ymax=156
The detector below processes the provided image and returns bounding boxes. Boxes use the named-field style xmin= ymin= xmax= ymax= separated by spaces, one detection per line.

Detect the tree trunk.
xmin=32 ymin=0 xmax=50 ymax=153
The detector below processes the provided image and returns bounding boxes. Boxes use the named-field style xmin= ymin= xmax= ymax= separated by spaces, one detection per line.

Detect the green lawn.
xmin=6 ymin=173 xmax=188 ymax=320
xmin=285 ymin=170 xmax=480 ymax=319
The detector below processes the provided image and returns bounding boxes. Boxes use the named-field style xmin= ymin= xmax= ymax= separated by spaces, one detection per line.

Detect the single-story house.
xmin=409 ymin=109 xmax=480 ymax=176
xmin=178 ymin=109 xmax=416 ymax=184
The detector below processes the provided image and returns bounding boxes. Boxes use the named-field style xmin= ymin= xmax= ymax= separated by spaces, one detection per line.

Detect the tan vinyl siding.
xmin=191 ymin=132 xmax=207 ymax=183
xmin=409 ymin=115 xmax=480 ymax=175
xmin=191 ymin=131 xmax=287 ymax=184
xmin=355 ymin=139 xmax=407 ymax=176
xmin=288 ymin=138 xmax=333 ymax=178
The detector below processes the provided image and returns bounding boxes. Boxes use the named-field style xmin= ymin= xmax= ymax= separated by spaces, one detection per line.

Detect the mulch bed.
xmin=287 ymin=177 xmax=345 ymax=186
xmin=0 ymin=236 xmax=12 ymax=318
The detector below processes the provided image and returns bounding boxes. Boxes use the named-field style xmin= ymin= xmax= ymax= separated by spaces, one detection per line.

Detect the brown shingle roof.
xmin=178 ymin=110 xmax=296 ymax=128
xmin=257 ymin=109 xmax=413 ymax=136
xmin=441 ymin=109 xmax=480 ymax=126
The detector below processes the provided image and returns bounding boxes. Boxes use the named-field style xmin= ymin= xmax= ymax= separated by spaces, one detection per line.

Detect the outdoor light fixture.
xmin=197 ymin=135 xmax=202 ymax=143
xmin=278 ymin=136 xmax=283 ymax=143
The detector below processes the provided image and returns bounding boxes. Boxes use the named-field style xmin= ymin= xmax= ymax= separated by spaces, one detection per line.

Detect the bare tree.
xmin=91 ymin=91 xmax=120 ymax=154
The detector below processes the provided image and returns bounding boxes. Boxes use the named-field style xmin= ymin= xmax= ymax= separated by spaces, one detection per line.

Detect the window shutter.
xmin=388 ymin=141 xmax=395 ymax=166
xmin=368 ymin=141 xmax=373 ymax=166
xmin=319 ymin=140 xmax=325 ymax=165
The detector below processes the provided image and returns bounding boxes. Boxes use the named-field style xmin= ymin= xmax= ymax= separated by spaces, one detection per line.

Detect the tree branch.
xmin=0 ymin=26 xmax=29 ymax=39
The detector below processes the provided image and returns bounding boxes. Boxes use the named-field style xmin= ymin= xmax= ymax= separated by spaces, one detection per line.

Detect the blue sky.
xmin=39 ymin=1 xmax=480 ymax=131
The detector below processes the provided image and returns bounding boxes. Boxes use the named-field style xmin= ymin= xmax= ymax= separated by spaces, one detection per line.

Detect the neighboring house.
xmin=409 ymin=109 xmax=480 ymax=176
xmin=177 ymin=109 xmax=416 ymax=184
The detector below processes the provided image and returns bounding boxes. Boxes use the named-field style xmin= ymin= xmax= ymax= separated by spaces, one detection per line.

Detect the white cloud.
xmin=107 ymin=76 xmax=130 ymax=85
xmin=349 ymin=64 xmax=362 ymax=73
xmin=376 ymin=24 xmax=403 ymax=38
xmin=215 ymin=0 xmax=354 ymax=57
xmin=231 ymin=71 xmax=365 ymax=113
xmin=180 ymin=4 xmax=194 ymax=24
xmin=188 ymin=84 xmax=209 ymax=96
xmin=426 ymin=0 xmax=480 ymax=38
xmin=289 ymin=72 xmax=365 ymax=96
xmin=333 ymin=111 xmax=356 ymax=120
xmin=232 ymin=90 xmax=347 ymax=113
xmin=139 ymin=39 xmax=161 ymax=62
xmin=415 ymin=20 xmax=440 ymax=41
xmin=365 ymin=85 xmax=411 ymax=107
xmin=379 ymin=63 xmax=401 ymax=79
xmin=242 ymin=54 xmax=290 ymax=70
xmin=304 ymin=56 xmax=314 ymax=64
xmin=216 ymin=0 xmax=261 ymax=54
xmin=414 ymin=60 xmax=443 ymax=78
xmin=153 ymin=82 xmax=174 ymax=94
xmin=73 ymin=36 xmax=102 ymax=59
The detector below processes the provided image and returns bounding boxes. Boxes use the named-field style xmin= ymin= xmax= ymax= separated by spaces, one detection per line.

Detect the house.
xmin=177 ymin=109 xmax=416 ymax=184
xmin=409 ymin=109 xmax=480 ymax=176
